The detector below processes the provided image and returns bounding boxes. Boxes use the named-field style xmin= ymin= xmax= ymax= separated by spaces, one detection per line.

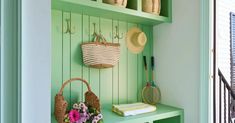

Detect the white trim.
xmin=200 ymin=0 xmax=211 ymax=122
xmin=21 ymin=0 xmax=51 ymax=122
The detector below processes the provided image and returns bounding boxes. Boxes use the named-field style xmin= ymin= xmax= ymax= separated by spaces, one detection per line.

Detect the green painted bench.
xmin=51 ymin=104 xmax=184 ymax=123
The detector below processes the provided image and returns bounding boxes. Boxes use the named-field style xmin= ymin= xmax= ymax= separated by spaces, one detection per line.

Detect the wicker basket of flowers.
xmin=54 ymin=78 xmax=102 ymax=123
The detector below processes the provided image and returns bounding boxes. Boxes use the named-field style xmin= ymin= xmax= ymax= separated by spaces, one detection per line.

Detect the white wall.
xmin=22 ymin=0 xmax=51 ymax=122
xmin=153 ymin=0 xmax=200 ymax=123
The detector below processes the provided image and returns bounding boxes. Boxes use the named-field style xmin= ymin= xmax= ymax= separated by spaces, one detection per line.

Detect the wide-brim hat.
xmin=126 ymin=27 xmax=147 ymax=54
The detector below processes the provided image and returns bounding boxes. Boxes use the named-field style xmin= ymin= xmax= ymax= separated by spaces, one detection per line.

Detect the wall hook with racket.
xmin=113 ymin=25 xmax=123 ymax=39
xmin=64 ymin=19 xmax=76 ymax=34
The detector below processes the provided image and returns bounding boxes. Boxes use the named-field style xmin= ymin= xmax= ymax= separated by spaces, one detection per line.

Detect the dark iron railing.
xmin=216 ymin=69 xmax=235 ymax=123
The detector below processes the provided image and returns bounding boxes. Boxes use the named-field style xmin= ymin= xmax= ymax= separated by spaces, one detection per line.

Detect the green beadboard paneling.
xmin=127 ymin=23 xmax=138 ymax=103
xmin=142 ymin=26 xmax=152 ymax=81
xmin=82 ymin=14 xmax=90 ymax=101
xmin=62 ymin=12 xmax=72 ymax=110
xmin=70 ymin=13 xmax=83 ymax=104
xmin=51 ymin=10 xmax=153 ymax=113
xmin=52 ymin=10 xmax=63 ymax=113
xmin=137 ymin=24 xmax=143 ymax=102
xmin=89 ymin=16 xmax=101 ymax=99
xmin=100 ymin=18 xmax=113 ymax=105
xmin=112 ymin=20 xmax=119 ymax=104
xmin=118 ymin=21 xmax=128 ymax=104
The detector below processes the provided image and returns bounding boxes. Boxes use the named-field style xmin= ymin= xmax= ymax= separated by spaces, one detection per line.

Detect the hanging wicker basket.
xmin=142 ymin=0 xmax=161 ymax=15
xmin=103 ymin=0 xmax=128 ymax=8
xmin=81 ymin=34 xmax=120 ymax=69
xmin=54 ymin=78 xmax=101 ymax=123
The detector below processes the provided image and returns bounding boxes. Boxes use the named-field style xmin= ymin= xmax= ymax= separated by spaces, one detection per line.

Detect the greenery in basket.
xmin=64 ymin=102 xmax=103 ymax=123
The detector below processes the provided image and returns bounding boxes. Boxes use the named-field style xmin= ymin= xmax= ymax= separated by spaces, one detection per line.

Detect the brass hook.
xmin=92 ymin=23 xmax=98 ymax=36
xmin=114 ymin=26 xmax=123 ymax=39
xmin=64 ymin=19 xmax=76 ymax=34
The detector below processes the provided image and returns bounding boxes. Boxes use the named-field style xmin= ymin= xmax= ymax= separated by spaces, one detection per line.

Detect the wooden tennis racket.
xmin=142 ymin=56 xmax=161 ymax=105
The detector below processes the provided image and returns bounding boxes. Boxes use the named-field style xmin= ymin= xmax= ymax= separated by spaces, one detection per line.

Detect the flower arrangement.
xmin=64 ymin=102 xmax=103 ymax=123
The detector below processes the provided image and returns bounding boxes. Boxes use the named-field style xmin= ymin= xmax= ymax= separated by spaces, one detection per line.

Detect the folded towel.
xmin=112 ymin=102 xmax=157 ymax=116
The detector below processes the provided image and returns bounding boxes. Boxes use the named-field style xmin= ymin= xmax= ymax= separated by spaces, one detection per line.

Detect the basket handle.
xmin=58 ymin=78 xmax=91 ymax=95
xmin=99 ymin=34 xmax=108 ymax=44
xmin=93 ymin=33 xmax=100 ymax=42
xmin=93 ymin=33 xmax=108 ymax=45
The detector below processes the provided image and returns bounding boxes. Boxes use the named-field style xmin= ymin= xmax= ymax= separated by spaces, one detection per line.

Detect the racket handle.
xmin=151 ymin=56 xmax=154 ymax=70
xmin=143 ymin=56 xmax=147 ymax=70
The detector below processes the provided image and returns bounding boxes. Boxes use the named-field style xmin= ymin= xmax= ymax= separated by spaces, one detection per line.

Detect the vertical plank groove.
xmin=62 ymin=11 xmax=64 ymax=87
xmin=112 ymin=19 xmax=114 ymax=104
xmin=81 ymin=13 xmax=84 ymax=101
xmin=126 ymin=21 xmax=129 ymax=104
xmin=69 ymin=12 xmax=72 ymax=108
xmin=99 ymin=17 xmax=101 ymax=102
xmin=82 ymin=14 xmax=90 ymax=102
xmin=112 ymin=20 xmax=119 ymax=104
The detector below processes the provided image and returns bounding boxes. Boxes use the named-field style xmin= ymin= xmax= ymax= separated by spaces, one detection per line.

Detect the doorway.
xmin=213 ymin=0 xmax=235 ymax=123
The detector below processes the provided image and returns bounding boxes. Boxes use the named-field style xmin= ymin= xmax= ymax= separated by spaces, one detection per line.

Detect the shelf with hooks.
xmin=52 ymin=0 xmax=172 ymax=25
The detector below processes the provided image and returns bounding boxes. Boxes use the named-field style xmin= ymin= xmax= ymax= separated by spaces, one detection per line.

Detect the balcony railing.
xmin=215 ymin=69 xmax=235 ymax=123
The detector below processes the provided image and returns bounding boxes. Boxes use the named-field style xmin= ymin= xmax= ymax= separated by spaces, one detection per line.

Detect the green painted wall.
xmin=51 ymin=10 xmax=153 ymax=113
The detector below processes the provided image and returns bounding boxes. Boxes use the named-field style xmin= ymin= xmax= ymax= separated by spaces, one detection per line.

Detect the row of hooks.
xmin=64 ymin=19 xmax=123 ymax=39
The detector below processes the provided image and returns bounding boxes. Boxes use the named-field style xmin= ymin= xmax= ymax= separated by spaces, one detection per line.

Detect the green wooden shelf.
xmin=52 ymin=0 xmax=172 ymax=25
xmin=51 ymin=104 xmax=183 ymax=123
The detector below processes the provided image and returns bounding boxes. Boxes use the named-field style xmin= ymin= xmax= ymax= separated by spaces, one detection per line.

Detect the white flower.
xmin=97 ymin=114 xmax=103 ymax=119
xmin=73 ymin=103 xmax=79 ymax=110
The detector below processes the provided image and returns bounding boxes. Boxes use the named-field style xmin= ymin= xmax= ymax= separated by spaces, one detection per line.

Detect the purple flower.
xmin=76 ymin=113 xmax=90 ymax=123
xmin=69 ymin=110 xmax=80 ymax=122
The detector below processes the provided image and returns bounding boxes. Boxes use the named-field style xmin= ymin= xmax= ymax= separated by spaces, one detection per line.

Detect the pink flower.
xmin=69 ymin=110 xmax=80 ymax=122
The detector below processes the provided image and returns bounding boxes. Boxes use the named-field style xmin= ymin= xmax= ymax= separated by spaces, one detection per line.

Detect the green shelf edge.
xmin=52 ymin=0 xmax=172 ymax=25
xmin=51 ymin=104 xmax=183 ymax=123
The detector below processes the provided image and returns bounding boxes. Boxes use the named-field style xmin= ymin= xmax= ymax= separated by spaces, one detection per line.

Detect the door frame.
xmin=1 ymin=0 xmax=22 ymax=123
xmin=200 ymin=0 xmax=212 ymax=122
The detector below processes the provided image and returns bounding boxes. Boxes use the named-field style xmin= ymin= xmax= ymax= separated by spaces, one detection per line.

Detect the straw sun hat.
xmin=126 ymin=27 xmax=147 ymax=54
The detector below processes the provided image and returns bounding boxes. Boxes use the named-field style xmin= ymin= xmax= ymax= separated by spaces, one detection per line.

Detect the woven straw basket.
xmin=54 ymin=78 xmax=101 ymax=123
xmin=103 ymin=0 xmax=128 ymax=7
xmin=81 ymin=34 xmax=120 ymax=69
xmin=142 ymin=0 xmax=161 ymax=15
